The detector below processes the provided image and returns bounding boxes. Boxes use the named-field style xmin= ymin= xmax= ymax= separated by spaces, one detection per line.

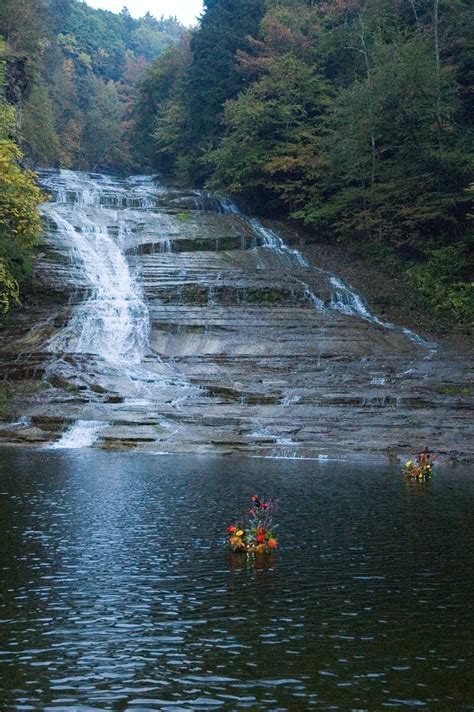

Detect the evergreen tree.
xmin=186 ymin=0 xmax=265 ymax=182
xmin=133 ymin=0 xmax=265 ymax=184
xmin=132 ymin=36 xmax=191 ymax=173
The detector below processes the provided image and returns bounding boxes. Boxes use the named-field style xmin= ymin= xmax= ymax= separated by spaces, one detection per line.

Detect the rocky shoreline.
xmin=0 ymin=171 xmax=472 ymax=462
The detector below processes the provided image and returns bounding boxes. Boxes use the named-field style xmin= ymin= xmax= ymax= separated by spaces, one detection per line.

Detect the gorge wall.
xmin=0 ymin=170 xmax=472 ymax=461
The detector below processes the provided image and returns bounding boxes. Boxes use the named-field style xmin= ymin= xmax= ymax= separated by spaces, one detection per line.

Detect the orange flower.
xmin=267 ymin=538 xmax=277 ymax=549
xmin=229 ymin=536 xmax=241 ymax=546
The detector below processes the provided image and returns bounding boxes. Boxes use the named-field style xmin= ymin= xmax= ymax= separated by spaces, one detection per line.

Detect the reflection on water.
xmin=0 ymin=450 xmax=473 ymax=710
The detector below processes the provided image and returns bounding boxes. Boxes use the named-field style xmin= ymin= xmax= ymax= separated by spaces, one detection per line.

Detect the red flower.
xmin=256 ymin=533 xmax=265 ymax=543
xmin=267 ymin=538 xmax=277 ymax=549
xmin=227 ymin=525 xmax=237 ymax=534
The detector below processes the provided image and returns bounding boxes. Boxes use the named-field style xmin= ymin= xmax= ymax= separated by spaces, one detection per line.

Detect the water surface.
xmin=0 ymin=450 xmax=473 ymax=710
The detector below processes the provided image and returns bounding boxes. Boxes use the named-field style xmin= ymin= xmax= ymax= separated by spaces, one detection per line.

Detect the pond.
xmin=0 ymin=449 xmax=473 ymax=710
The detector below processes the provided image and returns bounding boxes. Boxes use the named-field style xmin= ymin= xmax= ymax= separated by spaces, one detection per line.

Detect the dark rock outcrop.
xmin=4 ymin=56 xmax=29 ymax=106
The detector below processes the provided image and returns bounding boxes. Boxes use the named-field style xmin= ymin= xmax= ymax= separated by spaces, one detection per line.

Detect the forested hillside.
xmin=0 ymin=0 xmax=184 ymax=172
xmin=134 ymin=0 xmax=473 ymax=330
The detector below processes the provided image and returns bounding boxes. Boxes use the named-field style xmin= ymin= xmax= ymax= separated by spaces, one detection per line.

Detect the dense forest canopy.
xmin=0 ymin=0 xmax=185 ymax=172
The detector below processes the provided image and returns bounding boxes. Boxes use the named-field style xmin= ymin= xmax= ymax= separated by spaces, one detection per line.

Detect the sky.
xmin=84 ymin=0 xmax=203 ymax=26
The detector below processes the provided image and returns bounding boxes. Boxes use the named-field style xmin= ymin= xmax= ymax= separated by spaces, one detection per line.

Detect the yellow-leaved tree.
xmin=0 ymin=40 xmax=43 ymax=314
xmin=0 ymin=140 xmax=42 ymax=312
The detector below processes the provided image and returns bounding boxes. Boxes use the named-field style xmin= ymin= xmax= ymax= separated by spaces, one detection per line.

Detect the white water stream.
xmin=41 ymin=171 xmax=151 ymax=365
xmin=39 ymin=170 xmax=187 ymax=449
xmin=49 ymin=420 xmax=108 ymax=449
xmin=220 ymin=197 xmax=434 ymax=351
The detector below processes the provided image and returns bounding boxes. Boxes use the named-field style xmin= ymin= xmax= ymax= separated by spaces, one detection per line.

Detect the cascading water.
xmin=41 ymin=171 xmax=150 ymax=366
xmin=50 ymin=420 xmax=108 ymax=449
xmin=218 ymin=197 xmax=434 ymax=351
xmin=248 ymin=218 xmax=309 ymax=268
xmin=328 ymin=275 xmax=435 ymax=351
xmin=218 ymin=200 xmax=326 ymax=311
xmin=329 ymin=275 xmax=375 ymax=319
xmin=38 ymin=170 xmax=197 ymax=449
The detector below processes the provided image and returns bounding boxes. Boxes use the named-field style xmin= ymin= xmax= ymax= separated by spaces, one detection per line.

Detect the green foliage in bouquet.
xmin=226 ymin=495 xmax=278 ymax=554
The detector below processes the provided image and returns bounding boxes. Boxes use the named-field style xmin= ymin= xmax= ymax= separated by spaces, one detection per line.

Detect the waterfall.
xmin=37 ymin=170 xmax=206 ymax=449
xmin=218 ymin=196 xmax=434 ymax=351
xmin=329 ymin=275 xmax=375 ymax=319
xmin=49 ymin=420 xmax=107 ymax=449
xmin=218 ymin=201 xmax=325 ymax=311
xmin=329 ymin=275 xmax=435 ymax=350
xmin=248 ymin=218 xmax=309 ymax=268
xmin=40 ymin=171 xmax=150 ymax=366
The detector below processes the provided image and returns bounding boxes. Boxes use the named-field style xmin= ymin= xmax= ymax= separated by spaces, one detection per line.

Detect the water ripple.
xmin=0 ymin=450 xmax=473 ymax=710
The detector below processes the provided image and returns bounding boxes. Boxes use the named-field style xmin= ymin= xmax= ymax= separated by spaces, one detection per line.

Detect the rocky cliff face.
xmin=3 ymin=56 xmax=28 ymax=106
xmin=0 ymin=169 xmax=471 ymax=462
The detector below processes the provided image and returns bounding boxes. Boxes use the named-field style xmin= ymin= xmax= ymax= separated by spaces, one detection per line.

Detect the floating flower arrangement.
xmin=226 ymin=495 xmax=278 ymax=554
xmin=403 ymin=449 xmax=436 ymax=480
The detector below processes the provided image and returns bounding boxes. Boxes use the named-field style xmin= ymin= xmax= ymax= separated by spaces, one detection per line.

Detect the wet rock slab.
xmin=0 ymin=170 xmax=472 ymax=462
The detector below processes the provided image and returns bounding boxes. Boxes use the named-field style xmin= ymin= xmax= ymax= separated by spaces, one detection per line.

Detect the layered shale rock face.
xmin=0 ymin=170 xmax=472 ymax=460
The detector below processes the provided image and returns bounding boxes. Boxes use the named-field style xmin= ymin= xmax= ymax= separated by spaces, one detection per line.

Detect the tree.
xmin=0 ymin=140 xmax=43 ymax=313
xmin=81 ymin=78 xmax=124 ymax=171
xmin=0 ymin=0 xmax=187 ymax=173
xmin=207 ymin=54 xmax=332 ymax=213
xmin=132 ymin=35 xmax=191 ymax=172
xmin=205 ymin=0 xmax=333 ymax=210
xmin=0 ymin=0 xmax=50 ymax=59
xmin=186 ymin=0 xmax=265 ymax=182
xmin=22 ymin=82 xmax=60 ymax=165
xmin=0 ymin=40 xmax=42 ymax=313
xmin=311 ymin=34 xmax=471 ymax=248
